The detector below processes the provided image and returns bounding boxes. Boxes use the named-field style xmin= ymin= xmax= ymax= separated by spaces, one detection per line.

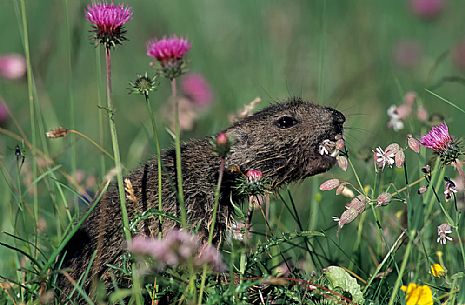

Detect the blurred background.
xmin=1 ymin=0 xmax=465 ymax=285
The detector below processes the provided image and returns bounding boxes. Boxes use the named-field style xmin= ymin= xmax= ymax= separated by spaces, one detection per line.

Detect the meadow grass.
xmin=1 ymin=0 xmax=465 ymax=304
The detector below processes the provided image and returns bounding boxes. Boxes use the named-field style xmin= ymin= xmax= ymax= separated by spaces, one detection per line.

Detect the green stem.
xmin=96 ymin=46 xmax=106 ymax=179
xmin=19 ymin=0 xmax=38 ymax=228
xmin=64 ymin=0 xmax=76 ymax=177
xmin=172 ymin=78 xmax=187 ymax=228
xmin=198 ymin=157 xmax=225 ymax=304
xmin=145 ymin=95 xmax=163 ymax=236
xmin=105 ymin=47 xmax=131 ymax=241
xmin=69 ymin=129 xmax=115 ymax=162
xmin=387 ymin=231 xmax=414 ymax=305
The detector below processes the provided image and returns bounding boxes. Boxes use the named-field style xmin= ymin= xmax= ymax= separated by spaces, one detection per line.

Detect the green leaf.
xmin=323 ymin=265 xmax=364 ymax=304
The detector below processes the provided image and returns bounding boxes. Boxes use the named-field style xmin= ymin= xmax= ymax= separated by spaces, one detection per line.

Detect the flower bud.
xmin=407 ymin=134 xmax=420 ymax=153
xmin=337 ymin=155 xmax=348 ymax=171
xmin=213 ymin=132 xmax=230 ymax=157
xmin=46 ymin=127 xmax=69 ymax=139
xmin=376 ymin=192 xmax=392 ymax=206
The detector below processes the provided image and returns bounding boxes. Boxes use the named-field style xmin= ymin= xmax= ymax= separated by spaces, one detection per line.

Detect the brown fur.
xmin=56 ymin=97 xmax=345 ymax=303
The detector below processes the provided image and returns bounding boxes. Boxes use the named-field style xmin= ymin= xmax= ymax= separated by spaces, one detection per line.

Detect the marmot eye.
xmin=276 ymin=116 xmax=298 ymax=129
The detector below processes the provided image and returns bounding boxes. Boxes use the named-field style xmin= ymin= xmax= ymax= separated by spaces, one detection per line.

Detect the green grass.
xmin=1 ymin=0 xmax=465 ymax=304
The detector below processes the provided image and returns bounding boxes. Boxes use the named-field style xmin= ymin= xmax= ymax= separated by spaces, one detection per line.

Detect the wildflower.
xmin=85 ymin=2 xmax=133 ymax=48
xmin=319 ymin=139 xmax=338 ymax=157
xmin=337 ymin=155 xmax=348 ymax=171
xmin=129 ymin=230 xmax=226 ymax=272
xmin=376 ymin=192 xmax=392 ymax=206
xmin=336 ymin=183 xmax=354 ymax=198
xmin=333 ymin=195 xmax=367 ymax=229
xmin=46 ymin=127 xmax=69 ymax=138
xmin=392 ymin=40 xmax=422 ymax=69
xmin=395 ymin=148 xmax=405 ymax=168
xmin=407 ymin=134 xmax=421 ymax=153
xmin=246 ymin=169 xmax=263 ymax=183
xmin=319 ymin=178 xmax=340 ymax=191
xmin=437 ymin=223 xmax=453 ymax=245
xmin=373 ymin=147 xmax=395 ymax=171
xmin=400 ymin=283 xmax=433 ymax=305
xmin=387 ymin=105 xmax=405 ymax=131
xmin=213 ymin=132 xmax=230 ymax=157
xmin=444 ymin=177 xmax=457 ymax=202
xmin=0 ymin=99 xmax=9 ymax=128
xmin=129 ymin=73 xmax=159 ymax=97
xmin=417 ymin=105 xmax=428 ymax=122
xmin=181 ymin=73 xmax=213 ymax=106
xmin=197 ymin=244 xmax=226 ymax=272
xmin=147 ymin=36 xmax=191 ymax=80
xmin=409 ymin=0 xmax=444 ymax=20
xmin=0 ymin=54 xmax=26 ymax=80
xmin=418 ymin=185 xmax=428 ymax=194
xmin=420 ymin=122 xmax=462 ymax=164
xmin=430 ymin=263 xmax=446 ymax=277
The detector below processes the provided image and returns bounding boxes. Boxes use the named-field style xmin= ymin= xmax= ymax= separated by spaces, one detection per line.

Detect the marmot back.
xmin=56 ymin=97 xmax=345 ymax=303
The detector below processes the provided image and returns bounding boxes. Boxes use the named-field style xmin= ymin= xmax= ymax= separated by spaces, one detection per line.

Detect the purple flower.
xmin=147 ymin=36 xmax=191 ymax=62
xmin=420 ymin=122 xmax=452 ymax=152
xmin=409 ymin=0 xmax=444 ymax=20
xmin=0 ymin=54 xmax=26 ymax=80
xmin=129 ymin=229 xmax=226 ymax=272
xmin=197 ymin=244 xmax=226 ymax=272
xmin=181 ymin=73 xmax=213 ymax=106
xmin=0 ymin=99 xmax=9 ymax=128
xmin=147 ymin=36 xmax=191 ymax=80
xmin=85 ymin=2 xmax=133 ymax=47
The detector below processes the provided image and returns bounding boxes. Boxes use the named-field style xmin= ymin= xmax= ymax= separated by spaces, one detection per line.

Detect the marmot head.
xmin=225 ymin=97 xmax=345 ymax=188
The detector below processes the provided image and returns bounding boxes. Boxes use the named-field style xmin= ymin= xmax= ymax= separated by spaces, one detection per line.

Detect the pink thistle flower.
xmin=147 ymin=36 xmax=191 ymax=80
xmin=0 ymin=54 xmax=26 ymax=80
xmin=181 ymin=73 xmax=213 ymax=107
xmin=409 ymin=0 xmax=444 ymax=20
xmin=246 ymin=169 xmax=263 ymax=183
xmin=85 ymin=2 xmax=133 ymax=47
xmin=420 ymin=122 xmax=452 ymax=152
xmin=147 ymin=36 xmax=191 ymax=62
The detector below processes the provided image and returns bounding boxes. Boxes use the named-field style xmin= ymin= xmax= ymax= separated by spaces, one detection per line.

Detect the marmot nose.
xmin=327 ymin=108 xmax=346 ymax=125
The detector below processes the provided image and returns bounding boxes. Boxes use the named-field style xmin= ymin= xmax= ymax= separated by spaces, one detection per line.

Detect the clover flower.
xmin=129 ymin=230 xmax=226 ymax=272
xmin=400 ymin=283 xmax=433 ymax=305
xmin=147 ymin=36 xmax=191 ymax=80
xmin=420 ymin=122 xmax=462 ymax=164
xmin=437 ymin=223 xmax=453 ymax=245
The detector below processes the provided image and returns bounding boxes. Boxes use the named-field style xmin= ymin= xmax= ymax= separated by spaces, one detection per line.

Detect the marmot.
xmin=56 ymin=97 xmax=345 ymax=302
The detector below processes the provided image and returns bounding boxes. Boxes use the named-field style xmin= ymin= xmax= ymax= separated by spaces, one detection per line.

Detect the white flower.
xmin=374 ymin=147 xmax=395 ymax=170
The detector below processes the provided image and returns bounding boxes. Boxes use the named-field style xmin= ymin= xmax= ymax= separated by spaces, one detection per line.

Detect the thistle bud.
xmin=213 ymin=132 xmax=230 ymax=157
